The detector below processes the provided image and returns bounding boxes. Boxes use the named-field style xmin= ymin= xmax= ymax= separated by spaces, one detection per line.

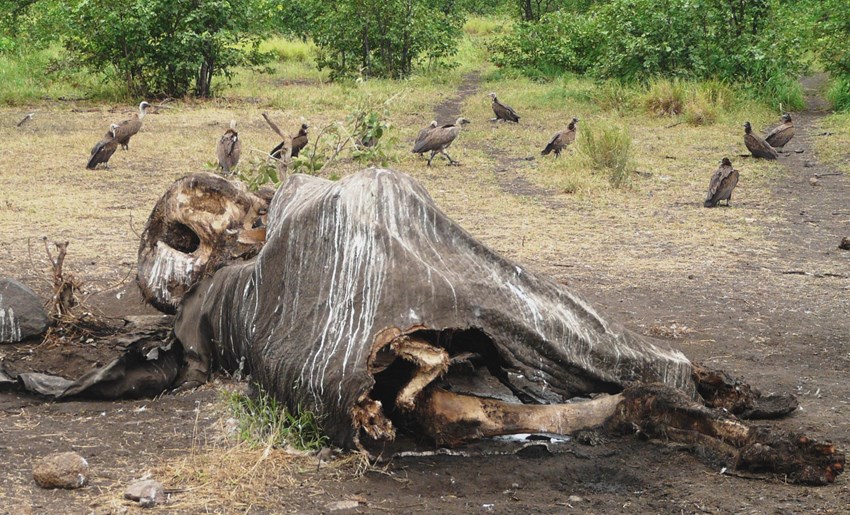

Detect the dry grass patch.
xmin=815 ymin=113 xmax=850 ymax=174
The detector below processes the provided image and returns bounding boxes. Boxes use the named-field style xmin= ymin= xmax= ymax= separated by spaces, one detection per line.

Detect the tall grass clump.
xmin=828 ymin=77 xmax=850 ymax=111
xmin=574 ymin=122 xmax=634 ymax=188
xmin=261 ymin=37 xmax=315 ymax=63
xmin=592 ymin=80 xmax=636 ymax=112
xmin=224 ymin=386 xmax=328 ymax=451
xmin=463 ymin=15 xmax=510 ymax=36
xmin=642 ymin=78 xmax=685 ymax=116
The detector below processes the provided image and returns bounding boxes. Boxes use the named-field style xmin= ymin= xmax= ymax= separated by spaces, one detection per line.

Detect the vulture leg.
xmin=442 ymin=150 xmax=458 ymax=166
xmin=427 ymin=151 xmax=438 ymax=167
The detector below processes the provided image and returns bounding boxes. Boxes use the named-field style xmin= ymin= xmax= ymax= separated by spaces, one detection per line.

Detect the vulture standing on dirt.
xmin=743 ymin=121 xmax=778 ymax=160
xmin=703 ymin=157 xmax=739 ymax=208
xmin=764 ymin=113 xmax=795 ymax=151
xmin=542 ymin=118 xmax=579 ymax=157
xmin=86 ymin=124 xmax=119 ymax=170
xmin=488 ymin=92 xmax=520 ymax=123
xmin=112 ymin=101 xmax=151 ymax=150
xmin=411 ymin=117 xmax=470 ymax=166
xmin=216 ymin=120 xmax=241 ymax=174
xmin=272 ymin=123 xmax=308 ymax=159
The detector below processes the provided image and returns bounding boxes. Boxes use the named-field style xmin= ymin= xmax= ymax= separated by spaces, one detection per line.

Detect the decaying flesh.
xmin=151 ymin=168 xmax=843 ymax=484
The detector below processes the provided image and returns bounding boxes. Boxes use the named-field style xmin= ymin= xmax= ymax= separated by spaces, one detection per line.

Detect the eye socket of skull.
xmin=136 ymin=172 xmax=271 ymax=313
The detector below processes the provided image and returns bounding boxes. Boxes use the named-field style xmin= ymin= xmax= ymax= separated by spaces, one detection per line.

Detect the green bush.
xmin=490 ymin=0 xmax=809 ymax=107
xmin=64 ymin=0 xmax=270 ymax=97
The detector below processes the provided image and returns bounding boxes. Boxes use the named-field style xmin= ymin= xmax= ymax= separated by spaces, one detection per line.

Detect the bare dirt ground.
xmin=1 ymin=75 xmax=849 ymax=513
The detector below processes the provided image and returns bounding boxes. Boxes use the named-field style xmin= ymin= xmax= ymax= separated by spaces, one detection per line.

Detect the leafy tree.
xmin=282 ymin=0 xmax=464 ymax=79
xmin=64 ymin=0 xmax=270 ymax=97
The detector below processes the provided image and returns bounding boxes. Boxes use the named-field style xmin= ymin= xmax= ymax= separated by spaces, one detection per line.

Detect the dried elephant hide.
xmin=166 ymin=169 xmax=840 ymax=484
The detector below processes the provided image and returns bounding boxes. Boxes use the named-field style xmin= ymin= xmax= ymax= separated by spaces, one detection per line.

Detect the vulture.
xmin=86 ymin=124 xmax=119 ymax=170
xmin=764 ymin=113 xmax=795 ymax=151
xmin=489 ymin=92 xmax=520 ymax=123
xmin=411 ymin=117 xmax=470 ymax=166
xmin=744 ymin=121 xmax=778 ymax=160
xmin=542 ymin=118 xmax=579 ymax=157
xmin=412 ymin=120 xmax=438 ymax=156
xmin=112 ymin=101 xmax=151 ymax=150
xmin=271 ymin=123 xmax=308 ymax=159
xmin=703 ymin=157 xmax=739 ymax=208
xmin=216 ymin=120 xmax=241 ymax=174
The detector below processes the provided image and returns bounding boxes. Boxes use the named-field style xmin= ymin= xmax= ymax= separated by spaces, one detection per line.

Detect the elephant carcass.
xmin=157 ymin=169 xmax=841 ymax=483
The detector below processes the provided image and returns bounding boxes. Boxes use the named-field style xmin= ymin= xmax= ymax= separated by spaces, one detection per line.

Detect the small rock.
xmin=839 ymin=237 xmax=850 ymax=251
xmin=0 ymin=278 xmax=50 ymax=343
xmin=809 ymin=177 xmax=819 ymax=187
xmin=568 ymin=495 xmax=584 ymax=503
xmin=803 ymin=161 xmax=815 ymax=168
xmin=32 ymin=452 xmax=89 ymax=489
xmin=326 ymin=500 xmax=360 ymax=511
xmin=124 ymin=479 xmax=166 ymax=508
xmin=794 ymin=149 xmax=804 ymax=154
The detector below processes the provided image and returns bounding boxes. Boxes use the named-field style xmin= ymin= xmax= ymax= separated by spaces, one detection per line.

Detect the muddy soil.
xmin=1 ymin=75 xmax=849 ymax=513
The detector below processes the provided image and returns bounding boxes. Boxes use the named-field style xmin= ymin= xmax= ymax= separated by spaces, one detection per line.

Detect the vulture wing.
xmin=113 ymin=116 xmax=143 ymax=146
xmin=764 ymin=123 xmax=794 ymax=149
xmin=87 ymin=137 xmax=118 ymax=169
xmin=413 ymin=125 xmax=459 ymax=154
xmin=542 ymin=132 xmax=562 ymax=155
xmin=745 ymin=133 xmax=778 ymax=160
xmin=704 ymin=164 xmax=739 ymax=207
xmin=493 ymin=100 xmax=520 ymax=122
xmin=291 ymin=134 xmax=308 ymax=158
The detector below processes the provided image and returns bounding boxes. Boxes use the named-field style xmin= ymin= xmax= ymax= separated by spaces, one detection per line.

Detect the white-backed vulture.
xmin=216 ymin=120 xmax=241 ymax=174
xmin=744 ymin=122 xmax=778 ymax=160
xmin=86 ymin=124 xmax=119 ymax=170
xmin=764 ymin=113 xmax=794 ymax=150
xmin=488 ymin=92 xmax=520 ymax=123
xmin=542 ymin=118 xmax=579 ymax=157
xmin=271 ymin=123 xmax=308 ymax=159
xmin=704 ymin=157 xmax=740 ymax=208
xmin=112 ymin=101 xmax=151 ymax=150
xmin=411 ymin=118 xmax=470 ymax=166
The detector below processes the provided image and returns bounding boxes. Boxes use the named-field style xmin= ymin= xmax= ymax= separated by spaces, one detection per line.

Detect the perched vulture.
xmin=743 ymin=121 xmax=778 ymax=160
xmin=410 ymin=117 xmax=470 ymax=166
xmin=112 ymin=101 xmax=151 ymax=150
xmin=703 ymin=157 xmax=740 ymax=208
xmin=216 ymin=120 xmax=241 ymax=174
xmin=488 ymin=92 xmax=520 ymax=123
xmin=272 ymin=123 xmax=308 ymax=159
xmin=764 ymin=113 xmax=794 ymax=150
xmin=86 ymin=124 xmax=119 ymax=170
xmin=542 ymin=118 xmax=579 ymax=157
xmin=412 ymin=120 xmax=438 ymax=156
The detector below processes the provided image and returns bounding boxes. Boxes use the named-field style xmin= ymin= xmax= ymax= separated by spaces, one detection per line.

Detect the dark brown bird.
xmin=744 ymin=121 xmax=778 ymax=160
xmin=216 ymin=120 xmax=241 ymax=174
xmin=271 ymin=123 xmax=308 ymax=159
xmin=488 ymin=92 xmax=520 ymax=123
xmin=411 ymin=117 xmax=470 ymax=166
xmin=542 ymin=118 xmax=579 ymax=157
xmin=704 ymin=157 xmax=739 ymax=207
xmin=112 ymin=101 xmax=151 ymax=150
xmin=764 ymin=113 xmax=794 ymax=151
xmin=87 ymin=124 xmax=119 ymax=170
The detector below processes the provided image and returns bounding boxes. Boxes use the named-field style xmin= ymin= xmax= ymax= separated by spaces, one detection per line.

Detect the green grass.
xmin=260 ymin=37 xmax=316 ymax=63
xmin=572 ymin=120 xmax=634 ymax=188
xmin=827 ymin=76 xmax=850 ymax=111
xmin=223 ymin=386 xmax=328 ymax=451
xmin=463 ymin=15 xmax=512 ymax=36
xmin=0 ymin=45 xmax=124 ymax=104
